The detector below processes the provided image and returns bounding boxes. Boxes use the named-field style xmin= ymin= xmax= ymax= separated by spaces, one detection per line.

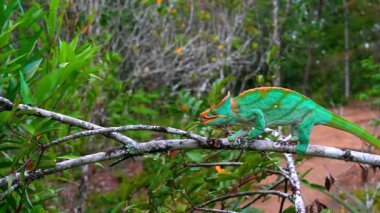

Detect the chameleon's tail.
xmin=322 ymin=109 xmax=380 ymax=148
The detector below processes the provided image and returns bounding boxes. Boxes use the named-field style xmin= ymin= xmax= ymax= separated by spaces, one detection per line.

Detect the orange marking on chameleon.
xmin=200 ymin=109 xmax=210 ymax=118
xmin=239 ymin=87 xmax=273 ymax=97
xmin=230 ymin=98 xmax=238 ymax=113
xmin=213 ymin=91 xmax=231 ymax=108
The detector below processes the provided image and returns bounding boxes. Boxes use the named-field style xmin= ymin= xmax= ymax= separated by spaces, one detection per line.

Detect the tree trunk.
xmin=272 ymin=0 xmax=281 ymax=87
xmin=343 ymin=0 xmax=350 ymax=98
xmin=303 ymin=45 xmax=313 ymax=96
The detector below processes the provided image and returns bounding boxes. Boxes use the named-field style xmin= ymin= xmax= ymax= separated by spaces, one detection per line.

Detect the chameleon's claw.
xmin=290 ymin=136 xmax=299 ymax=143
xmin=227 ymin=135 xmax=238 ymax=141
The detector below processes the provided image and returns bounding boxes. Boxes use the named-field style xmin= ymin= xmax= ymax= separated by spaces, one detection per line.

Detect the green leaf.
xmin=241 ymin=206 xmax=264 ymax=213
xmin=0 ymin=49 xmax=17 ymax=61
xmin=300 ymin=168 xmax=313 ymax=179
xmin=34 ymin=74 xmax=58 ymax=104
xmin=0 ymin=142 xmax=22 ymax=151
xmin=208 ymin=76 xmax=233 ymax=105
xmin=0 ymin=111 xmax=11 ymax=125
xmin=181 ymin=91 xmax=190 ymax=105
xmin=174 ymin=204 xmax=187 ymax=212
xmin=24 ymin=183 xmax=34 ymax=208
xmin=95 ymin=162 xmax=104 ymax=168
xmin=301 ymin=179 xmax=325 ymax=191
xmin=266 ymin=45 xmax=279 ymax=64
xmin=47 ymin=0 xmax=59 ymax=38
xmin=30 ymin=204 xmax=48 ymax=213
xmin=282 ymin=206 xmax=296 ymax=213
xmin=22 ymin=58 xmax=42 ymax=80
xmin=191 ymin=100 xmax=203 ymax=116
xmin=7 ymin=175 xmax=13 ymax=194
xmin=19 ymin=71 xmax=34 ymax=104
xmin=0 ymin=161 xmax=12 ymax=169
xmin=50 ymin=176 xmax=79 ymax=185
xmin=6 ymin=75 xmax=17 ymax=101
xmin=38 ymin=159 xmax=56 ymax=168
xmin=185 ymin=151 xmax=203 ymax=162
xmin=186 ymin=97 xmax=195 ymax=111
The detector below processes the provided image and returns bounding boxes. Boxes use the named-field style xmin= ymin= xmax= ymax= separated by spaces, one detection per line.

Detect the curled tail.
xmin=321 ymin=109 xmax=380 ymax=148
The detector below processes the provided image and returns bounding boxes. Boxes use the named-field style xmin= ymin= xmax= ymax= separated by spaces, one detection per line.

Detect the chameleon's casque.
xmin=200 ymin=87 xmax=380 ymax=154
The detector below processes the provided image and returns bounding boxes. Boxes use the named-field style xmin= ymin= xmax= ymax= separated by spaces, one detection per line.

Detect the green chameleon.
xmin=200 ymin=87 xmax=380 ymax=154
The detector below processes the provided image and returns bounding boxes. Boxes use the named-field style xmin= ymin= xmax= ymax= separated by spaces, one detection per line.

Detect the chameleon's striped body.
xmin=200 ymin=87 xmax=380 ymax=154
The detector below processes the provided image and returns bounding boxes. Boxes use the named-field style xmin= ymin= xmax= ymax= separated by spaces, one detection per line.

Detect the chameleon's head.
xmin=200 ymin=92 xmax=236 ymax=125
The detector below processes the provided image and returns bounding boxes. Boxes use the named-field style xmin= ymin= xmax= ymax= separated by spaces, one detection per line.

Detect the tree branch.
xmin=284 ymin=153 xmax=305 ymax=213
xmin=184 ymin=162 xmax=243 ymax=167
xmin=196 ymin=190 xmax=292 ymax=208
xmin=0 ymin=97 xmax=136 ymax=146
xmin=44 ymin=125 xmax=207 ymax=148
xmin=193 ymin=207 xmax=238 ymax=213
xmin=2 ymin=136 xmax=380 ymax=200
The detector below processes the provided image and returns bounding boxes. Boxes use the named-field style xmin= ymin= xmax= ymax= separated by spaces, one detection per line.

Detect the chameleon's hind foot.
xmin=227 ymin=129 xmax=247 ymax=141
xmin=290 ymin=136 xmax=299 ymax=143
xmin=296 ymin=143 xmax=308 ymax=155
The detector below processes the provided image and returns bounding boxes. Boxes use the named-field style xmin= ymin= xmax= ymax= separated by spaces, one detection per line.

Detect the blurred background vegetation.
xmin=0 ymin=0 xmax=379 ymax=212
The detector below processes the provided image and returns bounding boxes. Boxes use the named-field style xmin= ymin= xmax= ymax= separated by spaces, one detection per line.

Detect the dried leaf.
xmin=324 ymin=172 xmax=335 ymax=191
xmin=25 ymin=160 xmax=33 ymax=170
xmin=359 ymin=164 xmax=368 ymax=184
xmin=306 ymin=199 xmax=328 ymax=213
xmin=169 ymin=150 xmax=177 ymax=158
xmin=371 ymin=165 xmax=377 ymax=174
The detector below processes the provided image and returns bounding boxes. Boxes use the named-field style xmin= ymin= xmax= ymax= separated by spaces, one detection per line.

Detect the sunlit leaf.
xmin=22 ymin=58 xmax=42 ymax=80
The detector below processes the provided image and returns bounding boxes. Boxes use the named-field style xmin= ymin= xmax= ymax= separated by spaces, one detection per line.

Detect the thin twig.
xmin=44 ymin=125 xmax=207 ymax=148
xmin=279 ymin=179 xmax=288 ymax=213
xmin=266 ymin=169 xmax=291 ymax=181
xmin=240 ymin=177 xmax=286 ymax=209
xmin=193 ymin=207 xmax=238 ymax=213
xmin=184 ymin=162 xmax=243 ymax=167
xmin=0 ymin=97 xmax=136 ymax=146
xmin=197 ymin=190 xmax=292 ymax=208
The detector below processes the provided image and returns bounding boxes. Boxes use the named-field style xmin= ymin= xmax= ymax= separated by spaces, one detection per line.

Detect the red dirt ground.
xmin=58 ymin=102 xmax=380 ymax=212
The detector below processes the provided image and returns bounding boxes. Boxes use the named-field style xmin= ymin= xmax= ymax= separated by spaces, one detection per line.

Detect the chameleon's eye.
xmin=210 ymin=108 xmax=218 ymax=115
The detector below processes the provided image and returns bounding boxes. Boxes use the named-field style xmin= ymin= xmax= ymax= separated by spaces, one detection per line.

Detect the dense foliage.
xmin=0 ymin=0 xmax=379 ymax=212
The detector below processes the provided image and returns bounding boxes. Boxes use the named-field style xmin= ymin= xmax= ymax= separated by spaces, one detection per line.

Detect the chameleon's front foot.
xmin=290 ymin=136 xmax=299 ymax=143
xmin=227 ymin=129 xmax=247 ymax=141
xmin=247 ymin=128 xmax=264 ymax=140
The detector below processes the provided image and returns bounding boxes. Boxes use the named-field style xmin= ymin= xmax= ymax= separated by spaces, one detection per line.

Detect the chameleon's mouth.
xmin=200 ymin=111 xmax=227 ymax=124
xmin=201 ymin=116 xmax=218 ymax=124
xmin=200 ymin=110 xmax=216 ymax=124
